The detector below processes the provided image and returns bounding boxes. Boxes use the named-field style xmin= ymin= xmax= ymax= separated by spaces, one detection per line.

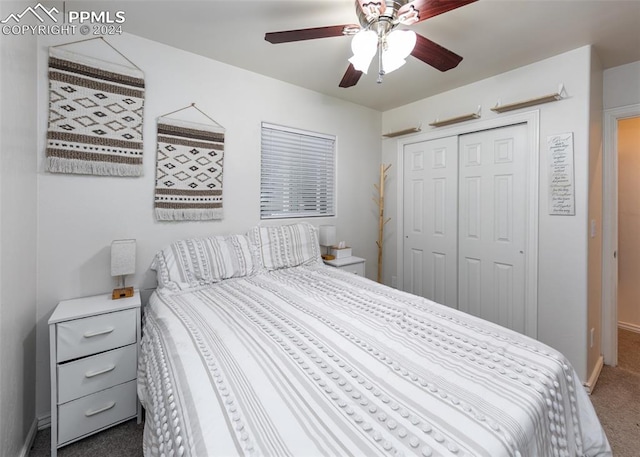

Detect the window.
xmin=260 ymin=122 xmax=335 ymax=219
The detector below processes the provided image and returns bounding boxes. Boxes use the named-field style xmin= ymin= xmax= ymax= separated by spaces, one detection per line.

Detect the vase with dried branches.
xmin=373 ymin=164 xmax=391 ymax=283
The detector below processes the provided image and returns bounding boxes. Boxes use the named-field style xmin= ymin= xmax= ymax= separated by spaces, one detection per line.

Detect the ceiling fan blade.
xmin=339 ymin=64 xmax=363 ymax=88
xmin=411 ymin=33 xmax=463 ymax=72
xmin=398 ymin=0 xmax=477 ymax=24
xmin=265 ymin=24 xmax=359 ymax=44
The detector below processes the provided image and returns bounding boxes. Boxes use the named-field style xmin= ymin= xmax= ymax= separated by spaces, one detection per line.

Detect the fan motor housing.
xmin=356 ymin=0 xmax=409 ymax=32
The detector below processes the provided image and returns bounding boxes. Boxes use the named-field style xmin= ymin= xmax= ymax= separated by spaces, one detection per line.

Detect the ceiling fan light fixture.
xmin=381 ymin=53 xmax=407 ymax=74
xmin=387 ymin=29 xmax=417 ymax=59
xmin=381 ymin=29 xmax=416 ymax=74
xmin=348 ymin=30 xmax=378 ymax=73
xmin=265 ymin=0 xmax=476 ymax=88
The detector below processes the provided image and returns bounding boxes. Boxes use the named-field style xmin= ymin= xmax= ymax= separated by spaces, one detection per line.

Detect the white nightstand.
xmin=48 ymin=290 xmax=142 ymax=457
xmin=324 ymin=256 xmax=366 ymax=276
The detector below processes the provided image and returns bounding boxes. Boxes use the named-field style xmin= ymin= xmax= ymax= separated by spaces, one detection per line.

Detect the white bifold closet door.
xmin=458 ymin=124 xmax=527 ymax=333
xmin=403 ymin=123 xmax=528 ymax=334
xmin=403 ymin=136 xmax=459 ymax=308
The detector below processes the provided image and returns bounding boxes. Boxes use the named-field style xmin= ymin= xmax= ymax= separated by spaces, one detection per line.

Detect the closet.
xmin=402 ymin=123 xmax=530 ymax=335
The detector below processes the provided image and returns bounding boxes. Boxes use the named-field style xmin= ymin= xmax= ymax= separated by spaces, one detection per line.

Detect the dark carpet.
xmin=590 ymin=329 xmax=640 ymax=457
xmin=29 ymin=419 xmax=143 ymax=456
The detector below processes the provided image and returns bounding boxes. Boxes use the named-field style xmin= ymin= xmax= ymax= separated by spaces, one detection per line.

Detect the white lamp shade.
xmin=111 ymin=239 xmax=136 ymax=276
xmin=318 ymin=225 xmax=337 ymax=247
xmin=381 ymin=53 xmax=407 ymax=73
xmin=383 ymin=30 xmax=416 ymax=74
xmin=349 ymin=30 xmax=378 ymax=74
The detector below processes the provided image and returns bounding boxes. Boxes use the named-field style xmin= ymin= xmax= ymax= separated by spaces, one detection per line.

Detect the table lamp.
xmin=111 ymin=239 xmax=136 ymax=299
xmin=318 ymin=225 xmax=336 ymax=260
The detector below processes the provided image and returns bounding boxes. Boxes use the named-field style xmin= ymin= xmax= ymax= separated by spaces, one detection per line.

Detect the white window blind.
xmin=261 ymin=123 xmax=335 ymax=219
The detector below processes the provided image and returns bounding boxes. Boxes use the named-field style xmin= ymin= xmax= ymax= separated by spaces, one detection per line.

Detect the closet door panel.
xmin=458 ymin=124 xmax=527 ymax=333
xmin=403 ymin=137 xmax=458 ymax=307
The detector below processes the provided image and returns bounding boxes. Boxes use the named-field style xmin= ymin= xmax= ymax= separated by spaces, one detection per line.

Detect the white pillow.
xmin=151 ymin=234 xmax=255 ymax=291
xmin=247 ymin=223 xmax=322 ymax=271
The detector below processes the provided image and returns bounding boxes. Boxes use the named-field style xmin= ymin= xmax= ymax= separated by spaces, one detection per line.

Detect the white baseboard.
xmin=583 ymin=354 xmax=604 ymax=395
xmin=37 ymin=413 xmax=51 ymax=430
xmin=19 ymin=418 xmax=38 ymax=457
xmin=618 ymin=321 xmax=640 ymax=334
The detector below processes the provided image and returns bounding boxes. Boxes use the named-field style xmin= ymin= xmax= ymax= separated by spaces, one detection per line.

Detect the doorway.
xmin=617 ymin=117 xmax=640 ymax=331
xmin=602 ymin=104 xmax=640 ymax=366
xmin=397 ymin=113 xmax=538 ymax=338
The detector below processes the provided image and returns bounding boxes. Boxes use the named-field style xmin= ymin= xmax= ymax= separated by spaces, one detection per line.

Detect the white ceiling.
xmin=76 ymin=0 xmax=640 ymax=111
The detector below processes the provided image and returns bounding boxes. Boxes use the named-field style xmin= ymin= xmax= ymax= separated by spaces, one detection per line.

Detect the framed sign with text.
xmin=548 ymin=133 xmax=575 ymax=216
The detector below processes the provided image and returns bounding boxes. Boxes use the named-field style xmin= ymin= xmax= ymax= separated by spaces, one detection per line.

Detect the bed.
xmin=138 ymin=223 xmax=611 ymax=457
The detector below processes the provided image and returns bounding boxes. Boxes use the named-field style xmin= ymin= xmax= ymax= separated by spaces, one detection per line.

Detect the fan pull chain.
xmin=377 ymin=42 xmax=384 ymax=84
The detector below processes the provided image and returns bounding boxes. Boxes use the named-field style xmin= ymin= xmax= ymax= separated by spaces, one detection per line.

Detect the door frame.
xmin=602 ymin=103 xmax=640 ymax=365
xmin=396 ymin=110 xmax=540 ymax=338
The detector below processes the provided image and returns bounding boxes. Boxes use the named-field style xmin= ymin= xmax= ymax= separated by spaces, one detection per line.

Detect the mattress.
xmin=138 ymin=264 xmax=611 ymax=457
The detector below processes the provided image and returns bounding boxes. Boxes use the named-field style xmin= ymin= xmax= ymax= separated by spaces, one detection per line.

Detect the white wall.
xmin=617 ymin=117 xmax=640 ymax=328
xmin=381 ymin=46 xmax=595 ymax=380
xmin=604 ymin=61 xmax=640 ymax=110
xmin=0 ymin=1 xmax=38 ymax=454
xmin=35 ymin=33 xmax=381 ymax=418
xmin=586 ymin=48 xmax=603 ymax=376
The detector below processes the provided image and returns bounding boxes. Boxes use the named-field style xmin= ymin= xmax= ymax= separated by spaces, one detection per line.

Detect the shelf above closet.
xmin=382 ymin=126 xmax=421 ymax=138
xmin=491 ymin=84 xmax=567 ymax=113
xmin=429 ymin=106 xmax=481 ymax=128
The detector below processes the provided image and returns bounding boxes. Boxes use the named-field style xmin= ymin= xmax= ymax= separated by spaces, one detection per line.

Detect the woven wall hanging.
xmin=45 ymin=38 xmax=145 ymax=176
xmin=154 ymin=105 xmax=225 ymax=221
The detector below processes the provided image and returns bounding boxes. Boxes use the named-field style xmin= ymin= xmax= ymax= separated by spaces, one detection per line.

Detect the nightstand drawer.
xmin=58 ymin=380 xmax=137 ymax=445
xmin=324 ymin=256 xmax=366 ymax=276
xmin=57 ymin=309 xmax=136 ymax=363
xmin=58 ymin=344 xmax=137 ymax=404
xmin=341 ymin=262 xmax=365 ymax=276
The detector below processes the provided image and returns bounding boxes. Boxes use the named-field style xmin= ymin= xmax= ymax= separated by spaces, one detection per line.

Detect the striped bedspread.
xmin=138 ymin=265 xmax=611 ymax=457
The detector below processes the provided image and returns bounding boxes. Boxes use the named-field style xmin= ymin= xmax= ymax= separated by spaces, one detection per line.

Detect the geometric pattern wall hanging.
xmin=154 ymin=116 xmax=225 ymax=221
xmin=45 ymin=46 xmax=145 ymax=176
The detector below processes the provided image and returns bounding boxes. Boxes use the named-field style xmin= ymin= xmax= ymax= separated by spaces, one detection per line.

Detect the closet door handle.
xmin=85 ymin=401 xmax=116 ymax=417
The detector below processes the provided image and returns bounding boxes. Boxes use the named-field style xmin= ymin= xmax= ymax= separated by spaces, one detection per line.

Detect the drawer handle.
xmin=85 ymin=364 xmax=116 ymax=378
xmin=83 ymin=327 xmax=114 ymax=338
xmin=85 ymin=401 xmax=116 ymax=417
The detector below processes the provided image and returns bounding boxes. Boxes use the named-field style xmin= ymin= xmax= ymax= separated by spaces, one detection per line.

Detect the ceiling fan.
xmin=265 ymin=0 xmax=477 ymax=88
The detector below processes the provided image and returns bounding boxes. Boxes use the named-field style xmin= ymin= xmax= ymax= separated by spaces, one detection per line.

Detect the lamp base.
xmin=112 ymin=286 xmax=134 ymax=300
xmin=321 ymin=254 xmax=336 ymax=261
